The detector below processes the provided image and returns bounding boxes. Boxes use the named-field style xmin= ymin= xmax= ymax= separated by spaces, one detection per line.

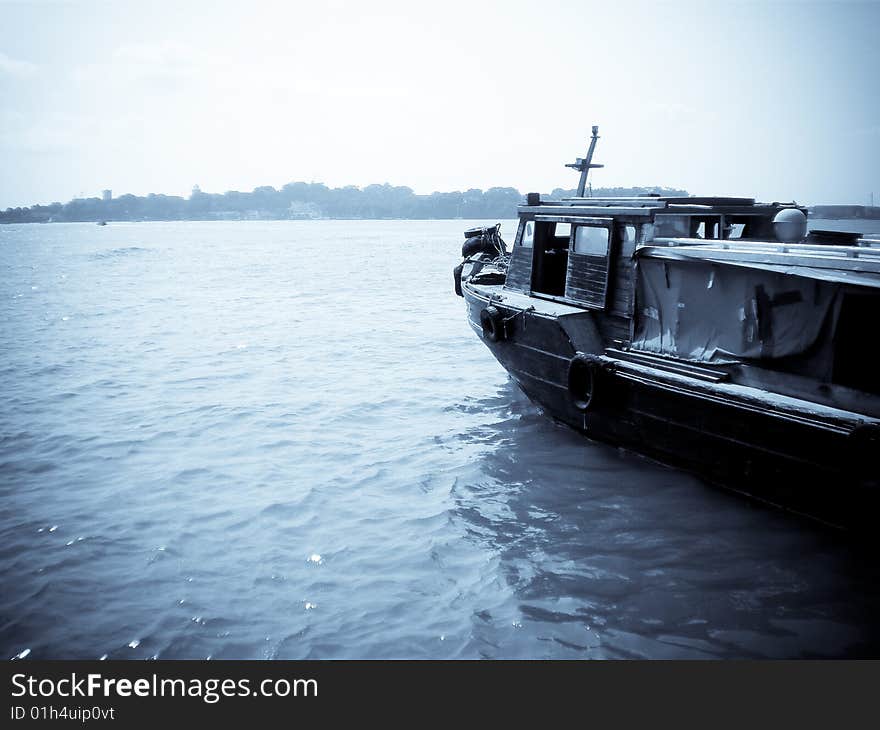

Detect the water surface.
xmin=1 ymin=220 xmax=878 ymax=659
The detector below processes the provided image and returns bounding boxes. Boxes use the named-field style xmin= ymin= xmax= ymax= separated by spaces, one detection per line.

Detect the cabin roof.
xmin=518 ymin=197 xmax=802 ymax=217
xmin=565 ymin=196 xmax=758 ymax=206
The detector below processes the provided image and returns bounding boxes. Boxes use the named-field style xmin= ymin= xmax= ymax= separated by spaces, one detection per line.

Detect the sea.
xmin=2 ymin=218 xmax=879 ymax=659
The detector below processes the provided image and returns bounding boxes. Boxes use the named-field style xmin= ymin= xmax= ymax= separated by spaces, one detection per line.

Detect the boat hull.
xmin=462 ymin=282 xmax=879 ymax=530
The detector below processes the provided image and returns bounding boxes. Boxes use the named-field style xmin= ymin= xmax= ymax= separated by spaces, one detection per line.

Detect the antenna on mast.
xmin=565 ymin=126 xmax=603 ymax=197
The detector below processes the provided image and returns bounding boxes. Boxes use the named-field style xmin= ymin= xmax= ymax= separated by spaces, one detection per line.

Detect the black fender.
xmin=453 ymin=263 xmax=464 ymax=297
xmin=480 ymin=305 xmax=507 ymax=343
xmin=567 ymin=353 xmax=616 ymax=411
xmin=462 ymin=235 xmax=499 ymax=259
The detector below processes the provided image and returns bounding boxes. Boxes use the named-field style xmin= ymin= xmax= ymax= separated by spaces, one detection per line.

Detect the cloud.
xmin=0 ymin=51 xmax=37 ymax=77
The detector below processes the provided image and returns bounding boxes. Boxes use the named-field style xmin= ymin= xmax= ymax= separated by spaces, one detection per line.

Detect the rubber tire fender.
xmin=480 ymin=305 xmax=507 ymax=343
xmin=453 ymin=263 xmax=464 ymax=297
xmin=567 ymin=353 xmax=610 ymax=411
xmin=462 ymin=236 xmax=498 ymax=259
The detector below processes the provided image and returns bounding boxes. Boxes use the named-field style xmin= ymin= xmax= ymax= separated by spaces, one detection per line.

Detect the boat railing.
xmin=649 ymin=237 xmax=880 ymax=261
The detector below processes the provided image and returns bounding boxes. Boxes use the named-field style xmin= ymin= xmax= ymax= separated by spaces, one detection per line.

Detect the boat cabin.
xmin=504 ymin=196 xmax=809 ymax=347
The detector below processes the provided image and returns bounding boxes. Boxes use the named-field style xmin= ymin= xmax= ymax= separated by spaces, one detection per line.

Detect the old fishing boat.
xmin=454 ymin=127 xmax=880 ymax=528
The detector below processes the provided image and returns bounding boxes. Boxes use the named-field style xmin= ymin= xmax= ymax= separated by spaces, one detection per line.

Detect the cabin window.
xmin=504 ymin=219 xmax=536 ymax=292
xmin=726 ymin=222 xmax=746 ymax=239
xmin=554 ymin=222 xmax=571 ymax=239
xmin=521 ymin=220 xmax=534 ymax=247
xmin=573 ymin=225 xmax=610 ymax=255
xmin=655 ymin=215 xmax=690 ymax=238
xmin=693 ymin=219 xmax=720 ymax=239
xmin=722 ymin=218 xmax=755 ymax=239
xmin=656 ymin=214 xmax=726 ymax=239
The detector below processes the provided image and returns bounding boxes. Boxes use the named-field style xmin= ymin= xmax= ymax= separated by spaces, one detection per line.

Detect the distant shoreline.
xmin=0 ymin=184 xmax=688 ymax=225
xmin=3 ymin=197 xmax=877 ymax=226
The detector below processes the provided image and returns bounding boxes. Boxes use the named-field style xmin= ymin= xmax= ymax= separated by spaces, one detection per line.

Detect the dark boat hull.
xmin=463 ymin=282 xmax=879 ymax=530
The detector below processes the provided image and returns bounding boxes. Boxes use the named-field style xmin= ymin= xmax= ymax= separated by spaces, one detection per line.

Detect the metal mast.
xmin=566 ymin=126 xmax=604 ymax=197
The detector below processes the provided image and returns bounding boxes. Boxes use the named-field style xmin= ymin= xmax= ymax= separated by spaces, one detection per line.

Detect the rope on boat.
xmin=502 ymin=305 xmax=535 ymax=332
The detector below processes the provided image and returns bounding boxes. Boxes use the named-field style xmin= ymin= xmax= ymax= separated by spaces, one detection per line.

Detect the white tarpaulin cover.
xmin=632 ymin=258 xmax=840 ymax=362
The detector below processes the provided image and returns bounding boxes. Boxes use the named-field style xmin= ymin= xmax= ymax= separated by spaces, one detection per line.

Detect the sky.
xmin=0 ymin=0 xmax=878 ymax=208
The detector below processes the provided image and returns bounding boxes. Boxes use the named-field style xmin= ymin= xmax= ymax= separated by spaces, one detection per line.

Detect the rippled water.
xmin=2 ymin=220 xmax=879 ymax=660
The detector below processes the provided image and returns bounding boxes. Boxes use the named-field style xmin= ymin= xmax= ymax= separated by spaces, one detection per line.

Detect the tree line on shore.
xmin=0 ymin=182 xmax=690 ymax=224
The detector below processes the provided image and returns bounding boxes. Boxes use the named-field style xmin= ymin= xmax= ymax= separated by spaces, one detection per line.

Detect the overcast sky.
xmin=1 ymin=0 xmax=878 ymax=208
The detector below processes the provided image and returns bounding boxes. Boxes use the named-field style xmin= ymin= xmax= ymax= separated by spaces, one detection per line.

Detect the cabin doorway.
xmin=531 ymin=221 xmax=570 ymax=297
